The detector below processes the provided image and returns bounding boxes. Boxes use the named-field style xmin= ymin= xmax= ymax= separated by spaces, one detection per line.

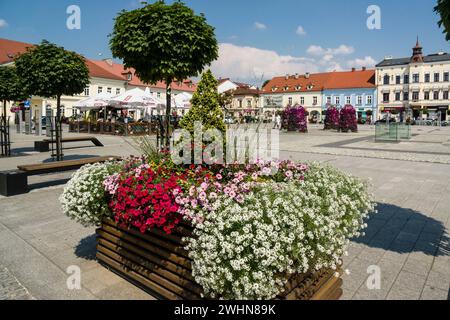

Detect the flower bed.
xmin=61 ymin=155 xmax=374 ymax=300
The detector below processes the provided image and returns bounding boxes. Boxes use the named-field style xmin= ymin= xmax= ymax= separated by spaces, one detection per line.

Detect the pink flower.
xmin=200 ymin=182 xmax=209 ymax=190
xmin=216 ymin=174 xmax=223 ymax=180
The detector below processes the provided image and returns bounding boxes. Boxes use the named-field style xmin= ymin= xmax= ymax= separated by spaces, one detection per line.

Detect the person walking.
xmin=275 ymin=113 xmax=282 ymax=130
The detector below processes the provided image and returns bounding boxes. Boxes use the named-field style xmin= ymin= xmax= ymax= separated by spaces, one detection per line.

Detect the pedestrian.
xmin=275 ymin=113 xmax=282 ymax=130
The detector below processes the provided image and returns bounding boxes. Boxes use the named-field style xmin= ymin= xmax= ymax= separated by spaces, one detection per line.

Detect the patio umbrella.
xmin=174 ymin=92 xmax=192 ymax=109
xmin=110 ymin=87 xmax=164 ymax=110
xmin=73 ymin=92 xmax=114 ymax=110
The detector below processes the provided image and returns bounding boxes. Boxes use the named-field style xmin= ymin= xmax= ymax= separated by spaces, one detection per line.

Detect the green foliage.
xmin=0 ymin=66 xmax=28 ymax=104
xmin=14 ymin=40 xmax=90 ymax=99
xmin=109 ymin=1 xmax=218 ymax=84
xmin=435 ymin=0 xmax=450 ymax=41
xmin=134 ymin=135 xmax=166 ymax=164
xmin=218 ymin=90 xmax=233 ymax=108
xmin=179 ymin=70 xmax=225 ymax=135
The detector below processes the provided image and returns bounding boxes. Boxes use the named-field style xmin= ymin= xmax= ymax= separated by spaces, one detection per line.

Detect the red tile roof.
xmin=262 ymin=72 xmax=331 ymax=93
xmin=89 ymin=59 xmax=197 ymax=92
xmin=0 ymin=38 xmax=32 ymax=64
xmin=262 ymin=69 xmax=375 ymax=93
xmin=324 ymin=69 xmax=375 ymax=89
xmin=0 ymin=38 xmax=196 ymax=91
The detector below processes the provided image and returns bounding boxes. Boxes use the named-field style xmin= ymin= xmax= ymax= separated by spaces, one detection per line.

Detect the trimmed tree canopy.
xmin=180 ymin=70 xmax=225 ymax=135
xmin=109 ymin=0 xmax=218 ymax=84
xmin=0 ymin=66 xmax=28 ymax=104
xmin=14 ymin=40 xmax=90 ymax=99
xmin=435 ymin=0 xmax=450 ymax=41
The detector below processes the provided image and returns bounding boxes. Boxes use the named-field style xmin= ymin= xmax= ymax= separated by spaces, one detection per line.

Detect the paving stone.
xmin=402 ymin=258 xmax=433 ymax=277
xmin=392 ymin=271 xmax=426 ymax=292
xmin=387 ymin=285 xmax=421 ymax=300
xmin=425 ymin=270 xmax=450 ymax=291
xmin=420 ymin=285 xmax=449 ymax=300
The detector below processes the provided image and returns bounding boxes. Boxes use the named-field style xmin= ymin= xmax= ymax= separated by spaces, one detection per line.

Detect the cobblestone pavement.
xmin=0 ymin=265 xmax=33 ymax=300
xmin=0 ymin=126 xmax=449 ymax=300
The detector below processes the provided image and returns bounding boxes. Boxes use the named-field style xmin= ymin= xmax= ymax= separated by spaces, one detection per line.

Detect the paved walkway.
xmin=0 ymin=126 xmax=449 ymax=300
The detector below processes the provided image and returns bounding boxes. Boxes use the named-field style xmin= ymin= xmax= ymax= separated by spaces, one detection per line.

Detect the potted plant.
xmin=339 ymin=105 xmax=358 ymax=133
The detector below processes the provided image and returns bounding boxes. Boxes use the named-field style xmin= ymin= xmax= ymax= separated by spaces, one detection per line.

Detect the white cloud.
xmin=254 ymin=22 xmax=267 ymax=30
xmin=296 ymin=26 xmax=306 ymax=36
xmin=306 ymin=44 xmax=354 ymax=56
xmin=0 ymin=19 xmax=8 ymax=29
xmin=347 ymin=56 xmax=376 ymax=68
xmin=210 ymin=43 xmax=318 ymax=84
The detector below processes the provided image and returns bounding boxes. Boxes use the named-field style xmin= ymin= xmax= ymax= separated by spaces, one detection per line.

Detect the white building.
xmin=376 ymin=39 xmax=450 ymax=121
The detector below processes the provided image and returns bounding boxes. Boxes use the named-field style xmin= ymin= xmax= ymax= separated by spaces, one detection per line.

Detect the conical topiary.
xmin=179 ymin=70 xmax=226 ymax=136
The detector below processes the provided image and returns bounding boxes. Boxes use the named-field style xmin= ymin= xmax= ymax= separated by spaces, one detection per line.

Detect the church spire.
xmin=411 ymin=36 xmax=423 ymax=63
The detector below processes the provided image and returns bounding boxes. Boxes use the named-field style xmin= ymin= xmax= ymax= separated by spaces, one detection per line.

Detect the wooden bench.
xmin=34 ymin=136 xmax=104 ymax=152
xmin=0 ymin=156 xmax=120 ymax=196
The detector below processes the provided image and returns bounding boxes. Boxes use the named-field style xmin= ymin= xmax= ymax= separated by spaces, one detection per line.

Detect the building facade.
xmin=322 ymin=69 xmax=377 ymax=122
xmin=262 ymin=70 xmax=376 ymax=122
xmin=224 ymin=87 xmax=261 ymax=117
xmin=0 ymin=38 xmax=197 ymax=120
xmin=261 ymin=72 xmax=327 ymax=119
xmin=376 ymin=39 xmax=450 ymax=121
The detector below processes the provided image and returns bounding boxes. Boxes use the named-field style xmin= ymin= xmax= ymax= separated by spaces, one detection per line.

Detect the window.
xmin=313 ymin=96 xmax=318 ymax=105
xmin=357 ymin=96 xmax=362 ymax=105
xmin=444 ymin=72 xmax=449 ymax=82
xmin=404 ymin=74 xmax=409 ymax=84
xmin=424 ymin=91 xmax=430 ymax=100
xmin=157 ymin=92 xmax=161 ymax=98
xmin=288 ymin=97 xmax=293 ymax=105
xmin=300 ymin=97 xmax=305 ymax=105
xmin=107 ymin=87 xmax=112 ymax=94
xmin=412 ymin=91 xmax=419 ymax=101
xmin=116 ymin=88 xmax=121 ymax=95
xmin=425 ymin=74 xmax=430 ymax=83
xmin=326 ymin=96 xmax=331 ymax=104
xmin=396 ymin=75 xmax=401 ymax=84
xmin=434 ymin=91 xmax=440 ymax=100
xmin=413 ymin=73 xmax=420 ymax=83
xmin=247 ymin=99 xmax=252 ymax=107
xmin=238 ymin=99 xmax=243 ymax=108
xmin=98 ymin=86 xmax=103 ymax=94
xmin=383 ymin=75 xmax=390 ymax=85
xmin=335 ymin=96 xmax=340 ymax=105
xmin=383 ymin=93 xmax=390 ymax=102
xmin=346 ymin=96 xmax=351 ymax=104
xmin=366 ymin=95 xmax=373 ymax=105
xmin=127 ymin=73 xmax=132 ymax=81
xmin=403 ymin=92 xmax=409 ymax=101
xmin=434 ymin=73 xmax=440 ymax=82
xmin=395 ymin=92 xmax=401 ymax=101
xmin=444 ymin=91 xmax=449 ymax=99
xmin=84 ymin=86 xmax=90 ymax=96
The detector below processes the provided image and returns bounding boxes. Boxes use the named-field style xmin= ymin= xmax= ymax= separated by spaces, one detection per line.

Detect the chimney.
xmin=362 ymin=67 xmax=366 ymax=71
xmin=351 ymin=68 xmax=356 ymax=72
xmin=294 ymin=73 xmax=299 ymax=79
xmin=305 ymin=72 xmax=310 ymax=79
xmin=285 ymin=74 xmax=290 ymax=80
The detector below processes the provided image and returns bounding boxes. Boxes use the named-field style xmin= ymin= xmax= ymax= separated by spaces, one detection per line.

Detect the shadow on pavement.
xmin=74 ymin=234 xmax=98 ymax=261
xmin=354 ymin=203 xmax=449 ymax=257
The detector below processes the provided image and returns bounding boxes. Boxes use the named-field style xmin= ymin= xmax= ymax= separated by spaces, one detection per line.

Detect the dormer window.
xmin=271 ymin=86 xmax=277 ymax=92
xmin=283 ymin=86 xmax=290 ymax=91
xmin=307 ymin=85 xmax=314 ymax=90
xmin=127 ymin=73 xmax=133 ymax=81
xmin=295 ymin=85 xmax=302 ymax=91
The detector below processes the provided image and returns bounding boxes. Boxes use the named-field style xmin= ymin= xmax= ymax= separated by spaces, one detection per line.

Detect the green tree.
xmin=180 ymin=70 xmax=225 ymax=135
xmin=0 ymin=66 xmax=28 ymax=117
xmin=110 ymin=0 xmax=218 ymax=148
xmin=435 ymin=0 xmax=450 ymax=41
xmin=15 ymin=40 xmax=90 ymax=160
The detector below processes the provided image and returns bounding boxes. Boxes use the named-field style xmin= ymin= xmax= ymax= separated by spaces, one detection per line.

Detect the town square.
xmin=0 ymin=0 xmax=449 ymax=307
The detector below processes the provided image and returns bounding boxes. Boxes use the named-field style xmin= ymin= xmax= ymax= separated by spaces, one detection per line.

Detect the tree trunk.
xmin=165 ymin=80 xmax=172 ymax=149
xmin=2 ymin=99 xmax=6 ymax=118
xmin=55 ymin=95 xmax=63 ymax=161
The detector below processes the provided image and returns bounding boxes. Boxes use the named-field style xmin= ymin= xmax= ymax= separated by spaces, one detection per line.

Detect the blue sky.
xmin=0 ymin=0 xmax=449 ymax=84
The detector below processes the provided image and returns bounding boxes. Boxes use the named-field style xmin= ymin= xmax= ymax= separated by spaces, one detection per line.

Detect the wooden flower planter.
xmin=96 ymin=218 xmax=343 ymax=300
